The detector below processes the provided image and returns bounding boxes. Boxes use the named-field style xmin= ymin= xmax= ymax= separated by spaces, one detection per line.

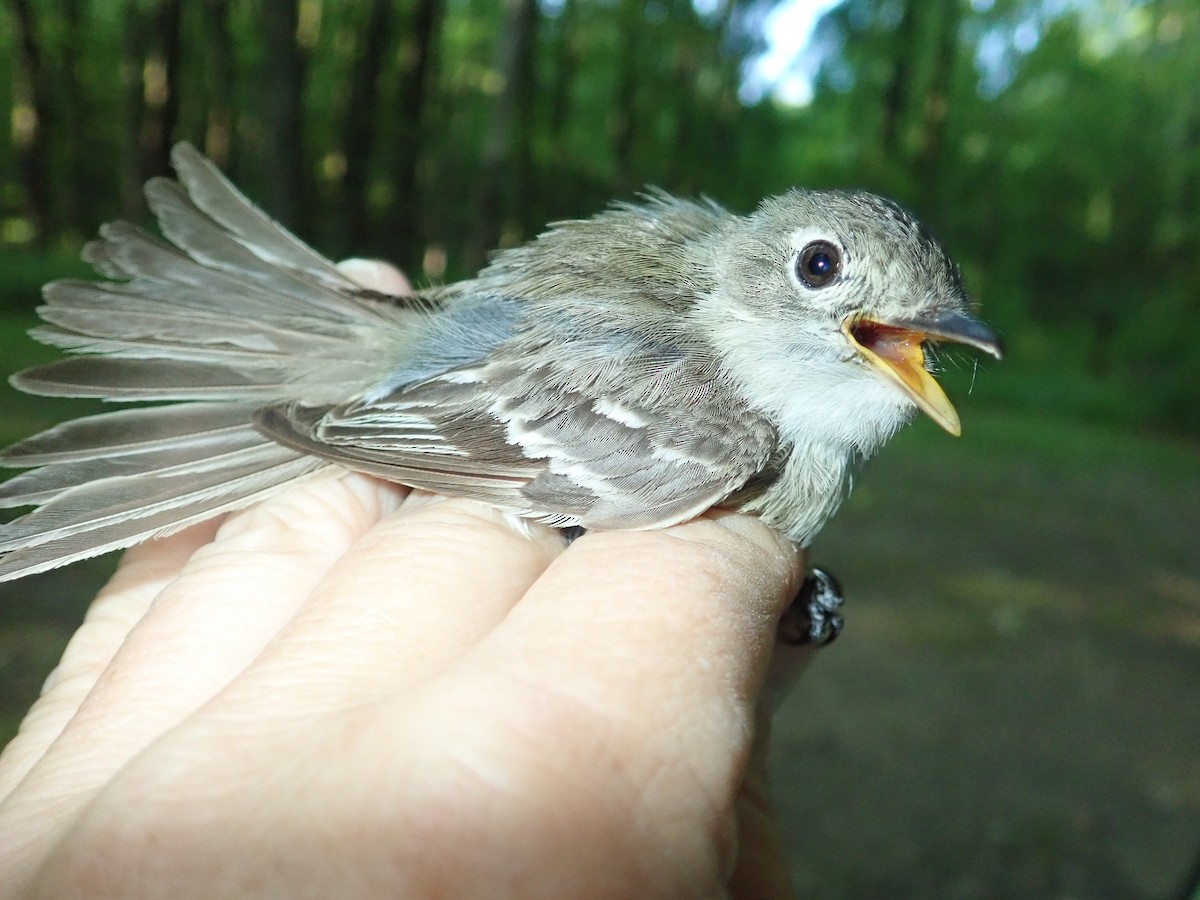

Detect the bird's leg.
xmin=777 ymin=567 xmax=844 ymax=647
xmin=558 ymin=525 xmax=588 ymax=544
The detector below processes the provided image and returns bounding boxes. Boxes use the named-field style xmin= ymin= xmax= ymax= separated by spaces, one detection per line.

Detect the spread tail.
xmin=0 ymin=144 xmax=408 ymax=581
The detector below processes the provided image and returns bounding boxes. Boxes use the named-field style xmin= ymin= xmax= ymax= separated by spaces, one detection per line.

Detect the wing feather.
xmin=254 ymin=334 xmax=777 ymax=531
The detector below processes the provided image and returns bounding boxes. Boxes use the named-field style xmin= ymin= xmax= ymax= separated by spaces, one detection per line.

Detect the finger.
xmin=0 ymin=520 xmax=220 ymax=803
xmin=490 ymin=512 xmax=805 ymax=727
xmin=25 ymin=515 xmax=803 ymax=899
xmin=361 ymin=513 xmax=806 ymax=896
xmin=728 ymin=717 xmax=797 ymax=900
xmin=729 ymin=638 xmax=816 ymax=899
xmin=337 ymin=258 xmax=413 ymax=295
xmin=4 ymin=491 xmax=561 ymax=883
xmin=188 ymin=497 xmax=567 ymax=718
xmin=0 ymin=471 xmax=400 ymax=870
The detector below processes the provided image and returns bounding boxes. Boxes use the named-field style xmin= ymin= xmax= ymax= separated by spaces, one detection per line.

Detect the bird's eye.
xmin=796 ymin=240 xmax=842 ymax=288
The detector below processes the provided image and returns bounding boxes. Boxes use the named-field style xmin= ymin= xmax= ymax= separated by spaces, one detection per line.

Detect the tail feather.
xmin=0 ymin=451 xmax=325 ymax=582
xmin=37 ymin=297 xmax=355 ymax=355
xmin=0 ymin=142 xmax=410 ymax=582
xmin=0 ymin=425 xmax=266 ymax=508
xmin=80 ymin=219 xmax=183 ymax=281
xmin=0 ymin=403 xmax=256 ymax=466
xmin=0 ymin=443 xmax=313 ymax=553
xmin=169 ymin=143 xmax=357 ymax=288
xmin=146 ymin=178 xmax=344 ymax=306
xmin=79 ymin=220 xmax=366 ymax=324
xmin=12 ymin=357 xmax=294 ymax=399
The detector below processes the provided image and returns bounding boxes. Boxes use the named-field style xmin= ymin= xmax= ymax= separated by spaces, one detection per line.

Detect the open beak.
xmin=841 ymin=310 xmax=1003 ymax=436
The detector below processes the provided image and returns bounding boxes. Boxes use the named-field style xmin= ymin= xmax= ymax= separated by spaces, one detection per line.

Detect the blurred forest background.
xmin=1 ymin=0 xmax=1199 ymax=432
xmin=0 ymin=0 xmax=1198 ymax=897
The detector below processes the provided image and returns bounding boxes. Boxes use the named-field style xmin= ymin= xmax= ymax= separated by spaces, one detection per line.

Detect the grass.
xmin=0 ymin=306 xmax=1197 ymax=896
xmin=817 ymin=400 xmax=1199 ymax=633
xmin=776 ymin=393 xmax=1200 ymax=898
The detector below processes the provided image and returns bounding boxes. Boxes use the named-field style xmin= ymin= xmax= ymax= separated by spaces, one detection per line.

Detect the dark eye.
xmin=796 ymin=240 xmax=842 ymax=288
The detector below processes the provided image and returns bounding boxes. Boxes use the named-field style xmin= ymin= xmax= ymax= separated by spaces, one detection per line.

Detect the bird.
xmin=0 ymin=143 xmax=1001 ymax=583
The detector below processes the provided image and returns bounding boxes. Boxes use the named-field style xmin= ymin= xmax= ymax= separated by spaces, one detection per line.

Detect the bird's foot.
xmin=778 ymin=567 xmax=844 ymax=647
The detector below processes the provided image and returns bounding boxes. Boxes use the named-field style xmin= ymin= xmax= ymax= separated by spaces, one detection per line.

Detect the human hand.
xmin=0 ymin=263 xmax=813 ymax=899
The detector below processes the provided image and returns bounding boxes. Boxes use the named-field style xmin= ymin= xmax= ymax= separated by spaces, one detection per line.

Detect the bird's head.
xmin=701 ymin=189 xmax=1002 ymax=450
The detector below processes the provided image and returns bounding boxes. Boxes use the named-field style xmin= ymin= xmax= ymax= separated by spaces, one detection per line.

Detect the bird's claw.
xmin=778 ymin=567 xmax=844 ymax=647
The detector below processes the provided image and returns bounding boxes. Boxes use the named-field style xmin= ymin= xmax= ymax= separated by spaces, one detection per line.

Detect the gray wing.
xmin=249 ymin=188 xmax=777 ymax=530
xmin=256 ymin=333 xmax=778 ymax=531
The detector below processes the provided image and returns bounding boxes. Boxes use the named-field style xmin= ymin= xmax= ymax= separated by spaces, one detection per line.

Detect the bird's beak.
xmin=841 ymin=310 xmax=1003 ymax=436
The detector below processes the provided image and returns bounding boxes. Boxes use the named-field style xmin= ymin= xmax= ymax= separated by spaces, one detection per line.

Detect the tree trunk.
xmin=880 ymin=0 xmax=919 ymax=163
xmin=341 ymin=0 xmax=397 ymax=248
xmin=914 ymin=1 xmax=962 ymax=199
xmin=62 ymin=0 xmax=90 ymax=231
xmin=141 ymin=0 xmax=184 ymax=181
xmin=464 ymin=0 xmax=538 ymax=272
xmin=609 ymin=0 xmax=641 ymax=192
xmin=119 ymin=0 xmax=148 ymax=217
xmin=387 ymin=0 xmax=444 ymax=266
xmin=670 ymin=11 xmax=705 ymax=194
xmin=546 ymin=0 xmax=578 ymax=159
xmin=203 ymin=0 xmax=236 ymax=169
xmin=261 ymin=0 xmax=307 ymax=230
xmin=7 ymin=0 xmax=55 ymax=243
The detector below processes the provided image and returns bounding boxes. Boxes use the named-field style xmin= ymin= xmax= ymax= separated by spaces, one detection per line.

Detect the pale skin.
xmin=0 ymin=263 xmax=813 ymax=899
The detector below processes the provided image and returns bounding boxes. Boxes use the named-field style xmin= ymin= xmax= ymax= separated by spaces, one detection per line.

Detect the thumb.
xmin=729 ymin=636 xmax=814 ymax=899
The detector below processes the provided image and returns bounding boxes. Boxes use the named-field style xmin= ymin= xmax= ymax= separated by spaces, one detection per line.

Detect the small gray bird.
xmin=0 ymin=144 xmax=1001 ymax=582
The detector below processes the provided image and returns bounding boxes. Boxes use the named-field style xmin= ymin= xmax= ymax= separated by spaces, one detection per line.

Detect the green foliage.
xmin=0 ymin=248 xmax=92 ymax=314
xmin=0 ymin=0 xmax=1197 ymax=433
xmin=778 ymin=0 xmax=1200 ymax=435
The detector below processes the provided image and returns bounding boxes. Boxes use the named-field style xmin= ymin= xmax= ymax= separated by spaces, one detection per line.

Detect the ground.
xmin=772 ymin=408 xmax=1200 ymax=898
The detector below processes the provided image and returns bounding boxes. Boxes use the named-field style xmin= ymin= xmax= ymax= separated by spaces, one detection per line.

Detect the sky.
xmin=742 ymin=0 xmax=845 ymax=105
xmin=742 ymin=0 xmax=1084 ymax=105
